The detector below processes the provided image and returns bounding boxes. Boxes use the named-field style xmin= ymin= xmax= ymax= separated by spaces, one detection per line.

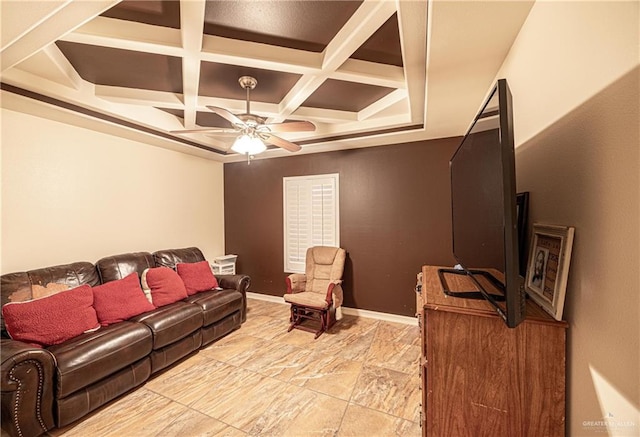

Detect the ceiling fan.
xmin=171 ymin=76 xmax=315 ymax=155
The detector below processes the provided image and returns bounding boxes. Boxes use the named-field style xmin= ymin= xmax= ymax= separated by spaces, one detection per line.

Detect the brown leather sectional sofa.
xmin=0 ymin=247 xmax=250 ymax=437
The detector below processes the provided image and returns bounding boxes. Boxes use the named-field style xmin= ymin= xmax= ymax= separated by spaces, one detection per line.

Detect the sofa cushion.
xmin=95 ymin=252 xmax=155 ymax=283
xmin=153 ymin=247 xmax=205 ymax=270
xmin=176 ymin=261 xmax=219 ymax=295
xmin=2 ymin=285 xmax=100 ymax=346
xmin=1 ymin=262 xmax=100 ymax=333
xmin=28 ymin=262 xmax=101 ymax=291
xmin=92 ymin=273 xmax=156 ymax=326
xmin=185 ymin=289 xmax=243 ymax=326
xmin=47 ymin=321 xmax=152 ymax=398
xmin=141 ymin=267 xmax=188 ymax=306
xmin=129 ymin=302 xmax=202 ymax=349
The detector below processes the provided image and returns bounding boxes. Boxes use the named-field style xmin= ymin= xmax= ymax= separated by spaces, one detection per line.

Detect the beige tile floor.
xmin=49 ymin=298 xmax=422 ymax=437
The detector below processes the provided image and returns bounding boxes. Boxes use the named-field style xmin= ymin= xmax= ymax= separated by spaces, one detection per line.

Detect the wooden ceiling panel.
xmin=159 ymin=107 xmax=232 ymax=129
xmin=303 ymin=79 xmax=395 ymax=112
xmin=196 ymin=111 xmax=234 ymax=128
xmin=101 ymin=0 xmax=181 ymax=29
xmin=351 ymin=13 xmax=403 ymax=67
xmin=56 ymin=41 xmax=183 ymax=93
xmin=203 ymin=0 xmax=363 ymax=52
xmin=199 ymin=62 xmax=301 ymax=103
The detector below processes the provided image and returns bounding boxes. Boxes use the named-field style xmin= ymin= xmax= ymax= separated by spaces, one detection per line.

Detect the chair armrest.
xmin=1 ymin=339 xmax=56 ymax=437
xmin=325 ymin=282 xmax=344 ymax=308
xmin=215 ymin=274 xmax=251 ymax=323
xmin=286 ymin=274 xmax=307 ymax=294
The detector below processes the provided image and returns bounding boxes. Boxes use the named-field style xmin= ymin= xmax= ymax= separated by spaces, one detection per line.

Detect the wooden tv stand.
xmin=417 ymin=266 xmax=567 ymax=436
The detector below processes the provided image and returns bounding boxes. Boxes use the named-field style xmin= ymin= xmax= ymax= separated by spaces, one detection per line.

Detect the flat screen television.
xmin=441 ymin=78 xmax=526 ymax=328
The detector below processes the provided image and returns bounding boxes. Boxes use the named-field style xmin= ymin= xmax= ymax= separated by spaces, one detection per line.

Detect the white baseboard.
xmin=247 ymin=292 xmax=285 ymax=304
xmin=246 ymin=292 xmax=418 ymax=326
xmin=341 ymin=307 xmax=417 ymax=326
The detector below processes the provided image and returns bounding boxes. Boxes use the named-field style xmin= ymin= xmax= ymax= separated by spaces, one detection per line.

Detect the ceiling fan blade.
xmin=261 ymin=120 xmax=316 ymax=133
xmin=263 ymin=134 xmax=302 ymax=152
xmin=171 ymin=127 xmax=238 ymax=134
xmin=204 ymin=132 xmax=241 ymax=138
xmin=206 ymin=106 xmax=245 ymax=127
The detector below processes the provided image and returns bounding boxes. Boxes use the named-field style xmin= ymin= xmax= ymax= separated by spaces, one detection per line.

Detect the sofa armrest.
xmin=1 ymin=339 xmax=56 ymax=437
xmin=216 ymin=274 xmax=250 ymax=293
xmin=286 ymin=274 xmax=306 ymax=294
xmin=216 ymin=274 xmax=251 ymax=323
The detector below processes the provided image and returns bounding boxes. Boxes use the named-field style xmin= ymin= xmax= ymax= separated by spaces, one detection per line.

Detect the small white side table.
xmin=211 ymin=255 xmax=237 ymax=275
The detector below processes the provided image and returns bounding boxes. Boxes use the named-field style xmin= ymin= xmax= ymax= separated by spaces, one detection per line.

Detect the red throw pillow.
xmin=176 ymin=261 xmax=219 ymax=295
xmin=92 ymin=273 xmax=156 ymax=326
xmin=2 ymin=284 xmax=100 ymax=346
xmin=141 ymin=267 xmax=188 ymax=307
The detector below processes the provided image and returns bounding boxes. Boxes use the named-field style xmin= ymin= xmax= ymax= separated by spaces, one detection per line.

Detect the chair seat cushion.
xmin=130 ymin=302 xmax=202 ymax=349
xmin=284 ymin=292 xmax=329 ymax=309
xmin=48 ymin=321 xmax=152 ymax=398
xmin=185 ymin=289 xmax=242 ymax=325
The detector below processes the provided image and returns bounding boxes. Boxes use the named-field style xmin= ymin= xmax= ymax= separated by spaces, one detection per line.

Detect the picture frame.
xmin=525 ymin=224 xmax=575 ymax=321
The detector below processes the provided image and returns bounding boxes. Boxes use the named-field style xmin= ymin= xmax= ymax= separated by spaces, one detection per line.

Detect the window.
xmin=283 ymin=174 xmax=340 ymax=273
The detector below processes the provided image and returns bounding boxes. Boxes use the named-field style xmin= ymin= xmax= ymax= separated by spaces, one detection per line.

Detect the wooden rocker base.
xmin=288 ymin=305 xmax=335 ymax=339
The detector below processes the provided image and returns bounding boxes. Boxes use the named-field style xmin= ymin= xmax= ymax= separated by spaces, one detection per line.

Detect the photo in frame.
xmin=525 ymin=224 xmax=575 ymax=321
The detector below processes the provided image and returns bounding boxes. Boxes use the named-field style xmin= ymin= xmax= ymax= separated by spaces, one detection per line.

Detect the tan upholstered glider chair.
xmin=284 ymin=246 xmax=346 ymax=339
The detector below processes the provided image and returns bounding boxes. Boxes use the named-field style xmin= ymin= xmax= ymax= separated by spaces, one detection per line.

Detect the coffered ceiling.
xmin=1 ymin=0 xmax=534 ymax=162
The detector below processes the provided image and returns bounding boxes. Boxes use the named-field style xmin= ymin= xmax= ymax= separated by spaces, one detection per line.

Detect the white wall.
xmin=1 ymin=108 xmax=225 ymax=273
xmin=496 ymin=2 xmax=639 ymax=436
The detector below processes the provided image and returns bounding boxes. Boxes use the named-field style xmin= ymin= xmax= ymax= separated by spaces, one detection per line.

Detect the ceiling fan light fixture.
xmin=231 ymin=133 xmax=266 ymax=155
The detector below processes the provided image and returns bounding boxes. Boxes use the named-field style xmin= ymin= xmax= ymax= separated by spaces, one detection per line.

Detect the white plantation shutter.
xmin=284 ymin=174 xmax=339 ymax=273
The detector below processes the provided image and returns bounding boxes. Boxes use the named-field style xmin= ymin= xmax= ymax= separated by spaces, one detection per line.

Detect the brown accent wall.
xmin=224 ymin=138 xmax=460 ymax=316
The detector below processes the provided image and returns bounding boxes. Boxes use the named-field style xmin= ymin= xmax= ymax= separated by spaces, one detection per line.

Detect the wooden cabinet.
xmin=419 ymin=266 xmax=567 ymax=437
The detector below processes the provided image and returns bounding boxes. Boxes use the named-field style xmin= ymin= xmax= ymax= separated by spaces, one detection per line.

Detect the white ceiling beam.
xmin=14 ymin=43 xmax=85 ymax=90
xmin=397 ymin=0 xmax=428 ymax=125
xmin=276 ymin=75 xmax=329 ymax=122
xmin=358 ymin=89 xmax=408 ymax=121
xmin=95 ymin=85 xmax=185 ymax=108
xmin=179 ymin=0 xmax=206 ymax=129
xmin=1 ymin=0 xmax=121 ymax=72
xmin=60 ymin=16 xmax=183 ymax=57
xmin=332 ymin=59 xmax=405 ymax=89
xmin=61 ymin=18 xmax=323 ymax=76
xmin=291 ymin=106 xmax=358 ymax=124
xmin=303 ymin=112 xmax=412 ymax=138
xmin=273 ymin=0 xmax=397 ymax=123
xmin=95 ymin=86 xmax=279 ymax=117
xmin=94 ymin=84 xmax=359 ymax=125
xmin=201 ymin=35 xmax=322 ymax=74
xmin=322 ymin=0 xmax=397 ymax=71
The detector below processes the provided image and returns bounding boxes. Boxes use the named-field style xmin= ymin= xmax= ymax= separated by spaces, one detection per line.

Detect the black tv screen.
xmin=447 ymin=78 xmax=525 ymax=328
